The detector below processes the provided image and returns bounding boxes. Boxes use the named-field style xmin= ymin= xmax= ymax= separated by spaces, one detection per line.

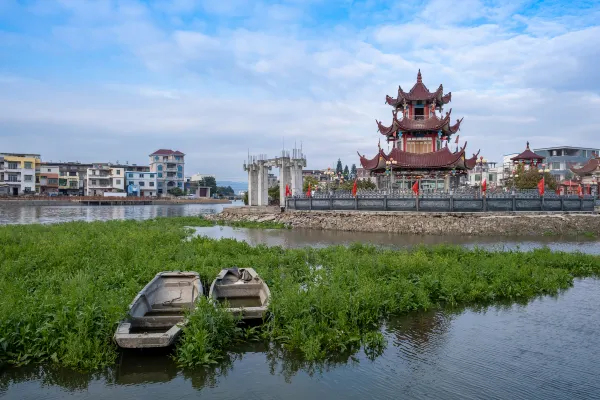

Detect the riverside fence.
xmin=285 ymin=191 xmax=597 ymax=212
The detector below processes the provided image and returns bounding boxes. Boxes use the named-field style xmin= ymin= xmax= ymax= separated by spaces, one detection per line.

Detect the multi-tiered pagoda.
xmin=358 ymin=70 xmax=479 ymax=190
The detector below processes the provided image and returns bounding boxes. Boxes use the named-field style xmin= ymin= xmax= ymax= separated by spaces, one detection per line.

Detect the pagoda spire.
xmin=417 ymin=69 xmax=422 ymax=83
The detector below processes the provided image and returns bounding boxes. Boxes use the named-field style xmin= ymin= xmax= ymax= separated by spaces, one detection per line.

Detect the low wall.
xmin=211 ymin=208 xmax=600 ymax=236
xmin=287 ymin=195 xmax=595 ymax=213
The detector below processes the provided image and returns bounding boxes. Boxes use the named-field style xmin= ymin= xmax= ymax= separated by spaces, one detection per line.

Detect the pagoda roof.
xmin=376 ymin=109 xmax=463 ymax=135
xmin=510 ymin=142 xmax=545 ymax=161
xmin=385 ymin=70 xmax=452 ymax=108
xmin=357 ymin=142 xmax=479 ymax=172
xmin=569 ymin=157 xmax=600 ymax=176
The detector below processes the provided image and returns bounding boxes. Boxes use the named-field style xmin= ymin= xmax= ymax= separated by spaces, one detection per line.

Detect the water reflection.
xmin=0 ymin=202 xmax=243 ymax=225
xmin=2 ymin=279 xmax=599 ymax=399
xmin=191 ymin=225 xmax=600 ymax=254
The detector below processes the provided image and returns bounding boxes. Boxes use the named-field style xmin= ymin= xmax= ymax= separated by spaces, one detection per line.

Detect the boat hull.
xmin=209 ymin=268 xmax=270 ymax=321
xmin=114 ymin=271 xmax=202 ymax=349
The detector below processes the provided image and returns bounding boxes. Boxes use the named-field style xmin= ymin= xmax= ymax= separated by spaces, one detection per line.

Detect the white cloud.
xmin=1 ymin=0 xmax=600 ymax=180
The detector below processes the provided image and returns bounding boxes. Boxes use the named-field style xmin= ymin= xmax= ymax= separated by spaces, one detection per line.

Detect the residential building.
xmin=149 ymin=149 xmax=185 ymax=195
xmin=533 ymin=146 xmax=600 ymax=182
xmin=467 ymin=160 xmax=499 ymax=188
xmin=110 ymin=167 xmax=126 ymax=192
xmin=190 ymin=173 xmax=215 ymax=182
xmin=196 ymin=186 xmax=211 ymax=198
xmin=39 ymin=165 xmax=60 ymax=194
xmin=85 ymin=164 xmax=113 ymax=196
xmin=356 ymin=168 xmax=378 ymax=185
xmin=126 ymin=171 xmax=158 ymax=197
xmin=0 ymin=153 xmax=41 ymax=195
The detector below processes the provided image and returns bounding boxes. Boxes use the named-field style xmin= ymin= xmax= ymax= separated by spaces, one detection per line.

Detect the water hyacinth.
xmin=0 ymin=217 xmax=599 ymax=370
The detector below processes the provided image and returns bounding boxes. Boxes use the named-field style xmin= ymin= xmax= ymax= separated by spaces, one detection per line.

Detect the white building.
xmin=39 ymin=165 xmax=60 ymax=194
xmin=190 ymin=173 xmax=215 ymax=182
xmin=110 ymin=167 xmax=126 ymax=192
xmin=85 ymin=165 xmax=113 ymax=196
xmin=126 ymin=171 xmax=158 ymax=197
xmin=467 ymin=160 xmax=499 ymax=188
xmin=0 ymin=153 xmax=40 ymax=195
xmin=149 ymin=149 xmax=185 ymax=195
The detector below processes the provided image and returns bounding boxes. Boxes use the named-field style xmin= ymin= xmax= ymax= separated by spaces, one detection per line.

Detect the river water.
xmin=1 ymin=204 xmax=600 ymax=399
xmin=2 ymin=278 xmax=599 ymax=399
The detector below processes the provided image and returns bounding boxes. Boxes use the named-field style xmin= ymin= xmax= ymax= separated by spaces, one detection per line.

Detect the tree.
xmin=343 ymin=165 xmax=349 ymax=179
xmin=168 ymin=187 xmax=184 ymax=197
xmin=303 ymin=176 xmax=320 ymax=192
xmin=350 ymin=164 xmax=357 ymax=179
xmin=339 ymin=178 xmax=376 ymax=191
xmin=242 ymin=191 xmax=248 ymax=205
xmin=268 ymin=184 xmax=280 ymax=203
xmin=506 ymin=164 xmax=558 ymax=191
xmin=197 ymin=176 xmax=217 ymax=194
xmin=336 ymin=159 xmax=343 ymax=176
xmin=216 ymin=186 xmax=234 ymax=197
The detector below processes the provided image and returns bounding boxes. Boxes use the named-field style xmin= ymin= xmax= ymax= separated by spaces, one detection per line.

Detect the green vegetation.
xmin=168 ymin=187 xmax=184 ymax=197
xmin=1 ymin=218 xmax=599 ymax=371
xmin=268 ymin=184 xmax=280 ymax=203
xmin=504 ymin=164 xmax=558 ymax=190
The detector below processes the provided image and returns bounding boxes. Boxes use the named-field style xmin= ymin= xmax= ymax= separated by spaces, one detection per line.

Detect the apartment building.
xmin=110 ymin=167 xmax=126 ymax=192
xmin=126 ymin=171 xmax=158 ymax=197
xmin=39 ymin=165 xmax=60 ymax=194
xmin=533 ymin=146 xmax=600 ymax=181
xmin=0 ymin=153 xmax=41 ymax=195
xmin=149 ymin=149 xmax=185 ymax=195
xmin=85 ymin=164 xmax=114 ymax=196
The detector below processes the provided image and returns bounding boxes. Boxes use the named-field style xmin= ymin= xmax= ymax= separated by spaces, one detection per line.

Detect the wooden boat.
xmin=209 ymin=267 xmax=270 ymax=320
xmin=114 ymin=271 xmax=203 ymax=348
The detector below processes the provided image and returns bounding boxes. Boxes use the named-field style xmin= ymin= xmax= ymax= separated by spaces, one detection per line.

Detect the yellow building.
xmin=0 ymin=153 xmax=41 ymax=195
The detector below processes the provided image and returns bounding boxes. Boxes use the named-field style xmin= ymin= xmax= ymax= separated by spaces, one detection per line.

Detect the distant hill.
xmin=217 ymin=181 xmax=248 ymax=195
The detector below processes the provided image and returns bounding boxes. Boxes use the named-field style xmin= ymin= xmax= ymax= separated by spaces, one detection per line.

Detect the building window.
xmin=24 ymin=175 xmax=33 ymax=182
xmin=149 ymin=174 xmax=154 ymax=178
xmin=128 ymin=173 xmax=133 ymax=178
xmin=8 ymin=162 xmax=18 ymax=169
xmin=488 ymin=174 xmax=494 ymax=182
xmin=177 ymin=182 xmax=182 ymax=188
xmin=158 ymin=173 xmax=163 ymax=178
xmin=139 ymin=181 xmax=145 ymax=187
xmin=406 ymin=137 xmax=433 ymax=154
xmin=177 ymin=173 xmax=182 ymax=178
xmin=116 ymin=170 xmax=121 ymax=175
xmin=92 ymin=180 xmax=97 ymax=185
xmin=116 ymin=179 xmax=121 ymax=184
xmin=47 ymin=168 xmax=52 ymax=172
xmin=552 ymin=162 xmax=561 ymax=170
xmin=139 ymin=174 xmax=144 ymax=178
xmin=24 ymin=162 xmax=32 ymax=169
xmin=157 ymin=165 xmax=163 ymax=171
xmin=150 ymin=182 xmax=155 ymax=187
xmin=158 ymin=182 xmax=163 ymax=187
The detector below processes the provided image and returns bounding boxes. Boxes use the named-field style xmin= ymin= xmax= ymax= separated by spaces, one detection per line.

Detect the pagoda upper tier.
xmin=376 ymin=109 xmax=463 ymax=137
xmin=386 ymin=70 xmax=452 ymax=109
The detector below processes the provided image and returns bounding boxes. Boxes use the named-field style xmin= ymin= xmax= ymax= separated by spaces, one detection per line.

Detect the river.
xmin=1 ymin=204 xmax=600 ymax=399
xmin=1 ymin=278 xmax=598 ymax=399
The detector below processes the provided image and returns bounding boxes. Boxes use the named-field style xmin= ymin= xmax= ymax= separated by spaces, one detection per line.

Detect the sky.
xmin=1 ymin=0 xmax=599 ymax=181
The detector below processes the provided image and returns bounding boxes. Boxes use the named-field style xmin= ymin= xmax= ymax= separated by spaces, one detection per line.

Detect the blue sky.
xmin=1 ymin=0 xmax=599 ymax=181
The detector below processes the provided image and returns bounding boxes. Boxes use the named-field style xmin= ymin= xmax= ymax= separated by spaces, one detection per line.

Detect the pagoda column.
xmin=257 ymin=161 xmax=269 ymax=206
xmin=444 ymin=175 xmax=450 ymax=192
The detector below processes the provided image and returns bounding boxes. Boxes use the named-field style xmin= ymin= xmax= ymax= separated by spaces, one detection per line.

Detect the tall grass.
xmin=0 ymin=217 xmax=599 ymax=370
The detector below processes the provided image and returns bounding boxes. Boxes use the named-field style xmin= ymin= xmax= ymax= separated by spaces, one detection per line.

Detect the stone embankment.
xmin=207 ymin=207 xmax=600 ymax=236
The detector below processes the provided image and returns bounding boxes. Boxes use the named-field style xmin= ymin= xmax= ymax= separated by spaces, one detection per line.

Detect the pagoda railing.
xmin=286 ymin=189 xmax=596 ymax=213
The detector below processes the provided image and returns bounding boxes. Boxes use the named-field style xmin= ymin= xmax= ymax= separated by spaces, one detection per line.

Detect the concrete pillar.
xmin=444 ymin=175 xmax=450 ymax=192
xmin=257 ymin=162 xmax=269 ymax=206
xmin=290 ymin=162 xmax=303 ymax=196
xmin=279 ymin=164 xmax=291 ymax=207
xmin=248 ymin=166 xmax=258 ymax=206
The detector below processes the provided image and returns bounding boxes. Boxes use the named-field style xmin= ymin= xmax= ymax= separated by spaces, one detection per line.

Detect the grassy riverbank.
xmin=1 ymin=217 xmax=599 ymax=370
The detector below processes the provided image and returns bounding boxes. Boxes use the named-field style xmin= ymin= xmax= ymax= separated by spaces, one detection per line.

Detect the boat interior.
xmin=211 ymin=269 xmax=268 ymax=308
xmin=129 ymin=274 xmax=200 ymax=332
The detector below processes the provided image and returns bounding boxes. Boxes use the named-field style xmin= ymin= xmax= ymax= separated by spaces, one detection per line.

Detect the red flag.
xmin=306 ymin=183 xmax=311 ymax=197
xmin=537 ymin=177 xmax=545 ymax=196
xmin=352 ymin=179 xmax=358 ymax=197
xmin=577 ymin=185 xmax=583 ymax=198
xmin=412 ymin=180 xmax=419 ymax=195
xmin=285 ymin=184 xmax=291 ymax=197
xmin=454 ymin=135 xmax=460 ymax=144
xmin=481 ymin=179 xmax=487 ymax=193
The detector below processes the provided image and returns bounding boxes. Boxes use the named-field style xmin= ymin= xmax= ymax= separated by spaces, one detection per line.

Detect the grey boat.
xmin=209 ymin=268 xmax=270 ymax=320
xmin=114 ymin=271 xmax=203 ymax=348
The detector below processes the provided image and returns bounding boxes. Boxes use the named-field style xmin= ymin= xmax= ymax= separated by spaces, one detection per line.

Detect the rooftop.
xmin=150 ymin=149 xmax=185 ymax=156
